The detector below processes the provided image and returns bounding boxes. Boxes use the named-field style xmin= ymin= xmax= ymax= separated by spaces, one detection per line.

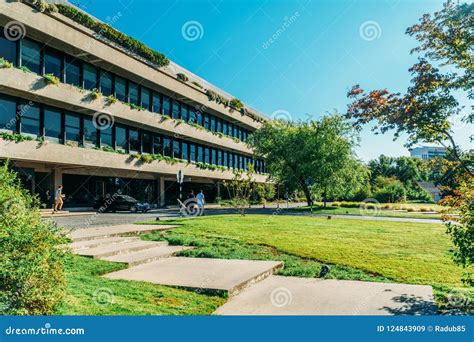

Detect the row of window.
xmin=0 ymin=29 xmax=253 ymax=142
xmin=0 ymin=93 xmax=266 ymax=173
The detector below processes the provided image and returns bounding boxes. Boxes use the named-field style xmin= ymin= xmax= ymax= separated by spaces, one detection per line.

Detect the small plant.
xmin=176 ymin=73 xmax=189 ymax=82
xmin=64 ymin=140 xmax=76 ymax=147
xmin=191 ymin=81 xmax=203 ymax=89
xmin=90 ymin=88 xmax=101 ymax=100
xmin=0 ymin=132 xmax=33 ymax=143
xmin=106 ymin=94 xmax=118 ymax=104
xmin=140 ymin=154 xmax=154 ymax=164
xmin=174 ymin=119 xmax=184 ymax=126
xmin=0 ymin=57 xmax=13 ymax=69
xmin=32 ymin=0 xmax=48 ymax=12
xmin=230 ymin=98 xmax=243 ymax=110
xmin=100 ymin=145 xmax=116 ymax=153
xmin=43 ymin=73 xmax=60 ymax=85
xmin=45 ymin=4 xmax=59 ymax=13
xmin=128 ymin=103 xmax=145 ymax=111
xmin=18 ymin=66 xmax=31 ymax=73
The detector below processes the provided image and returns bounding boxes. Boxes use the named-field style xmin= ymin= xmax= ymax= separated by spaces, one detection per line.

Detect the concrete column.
xmin=53 ymin=168 xmax=62 ymax=190
xmin=216 ymin=181 xmax=221 ymax=198
xmin=159 ymin=177 xmax=166 ymax=207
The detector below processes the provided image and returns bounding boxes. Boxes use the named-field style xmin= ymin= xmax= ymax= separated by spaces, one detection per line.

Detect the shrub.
xmin=43 ymin=73 xmax=60 ymax=85
xmin=191 ymin=81 xmax=203 ymax=88
xmin=331 ymin=202 xmax=341 ymax=207
xmin=374 ymin=180 xmax=407 ymax=203
xmin=90 ymin=88 xmax=101 ymax=100
xmin=176 ymin=73 xmax=189 ymax=82
xmin=230 ymin=98 xmax=243 ymax=110
xmin=106 ymin=94 xmax=117 ymax=104
xmin=0 ymin=57 xmax=13 ymax=69
xmin=0 ymin=163 xmax=68 ymax=314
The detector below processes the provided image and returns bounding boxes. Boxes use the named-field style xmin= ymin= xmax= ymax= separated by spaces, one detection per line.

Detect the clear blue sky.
xmin=72 ymin=0 xmax=471 ymax=161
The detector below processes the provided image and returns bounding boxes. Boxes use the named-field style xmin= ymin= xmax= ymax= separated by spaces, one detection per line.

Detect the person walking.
xmin=196 ymin=190 xmax=205 ymax=216
xmin=52 ymin=185 xmax=65 ymax=213
xmin=188 ymin=190 xmax=195 ymax=200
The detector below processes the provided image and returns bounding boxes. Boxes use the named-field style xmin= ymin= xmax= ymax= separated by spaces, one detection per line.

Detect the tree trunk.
xmin=301 ymin=183 xmax=313 ymax=207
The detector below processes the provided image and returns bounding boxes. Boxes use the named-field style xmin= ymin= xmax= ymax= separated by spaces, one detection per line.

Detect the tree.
xmin=223 ymin=165 xmax=257 ymax=216
xmin=250 ymin=115 xmax=360 ymax=206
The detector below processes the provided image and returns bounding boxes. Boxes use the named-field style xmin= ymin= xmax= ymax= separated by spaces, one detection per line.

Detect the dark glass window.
xmin=163 ymin=137 xmax=171 ymax=157
xmin=152 ymin=92 xmax=161 ymax=113
xmin=210 ymin=116 xmax=216 ymax=132
xmin=141 ymin=87 xmax=151 ymax=111
xmin=211 ymin=149 xmax=217 ymax=165
xmin=234 ymin=125 xmax=238 ymax=139
xmin=182 ymin=142 xmax=188 ymax=161
xmin=83 ymin=63 xmax=98 ymax=90
xmin=203 ymin=114 xmax=210 ymax=130
xmin=142 ymin=132 xmax=152 ymax=154
xmin=189 ymin=144 xmax=196 ymax=162
xmin=216 ymin=118 xmax=222 ymax=133
xmin=222 ymin=121 xmax=228 ymax=136
xmin=0 ymin=29 xmax=17 ymax=66
xmin=21 ymin=39 xmax=41 ymax=74
xmin=0 ymin=93 xmax=17 ymax=131
xmin=239 ymin=155 xmax=244 ymax=170
xmin=100 ymin=126 xmax=113 ymax=147
xmin=173 ymin=140 xmax=181 ymax=158
xmin=223 ymin=151 xmax=228 ymax=167
xmin=181 ymin=104 xmax=189 ymax=122
xmin=243 ymin=156 xmax=247 ymax=171
xmin=238 ymin=128 xmax=243 ymax=141
xmin=162 ymin=96 xmax=171 ymax=116
xmin=172 ymin=100 xmax=180 ymax=119
xmin=197 ymin=145 xmax=203 ymax=163
xmin=115 ymin=76 xmax=127 ymax=101
xmin=196 ymin=112 xmax=203 ymax=126
xmin=44 ymin=48 xmax=62 ymax=78
xmin=65 ymin=57 xmax=81 ymax=87
xmin=44 ymin=107 xmax=62 ymax=142
xmin=129 ymin=82 xmax=139 ymax=105
xmin=234 ymin=154 xmax=239 ymax=169
xmin=229 ymin=152 xmax=234 ymax=168
xmin=83 ymin=117 xmax=97 ymax=146
xmin=20 ymin=101 xmax=40 ymax=136
xmin=129 ymin=129 xmax=140 ymax=152
xmin=153 ymin=135 xmax=162 ymax=154
xmin=217 ymin=150 xmax=223 ymax=166
xmin=188 ymin=108 xmax=196 ymax=123
xmin=65 ymin=112 xmax=81 ymax=142
xmin=204 ymin=147 xmax=210 ymax=164
xmin=100 ymin=70 xmax=113 ymax=96
xmin=115 ymin=125 xmax=127 ymax=151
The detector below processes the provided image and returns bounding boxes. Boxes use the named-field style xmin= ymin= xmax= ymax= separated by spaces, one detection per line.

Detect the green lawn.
xmin=289 ymin=205 xmax=442 ymax=219
xmin=55 ymin=255 xmax=225 ymax=315
xmin=142 ymin=215 xmax=472 ymax=313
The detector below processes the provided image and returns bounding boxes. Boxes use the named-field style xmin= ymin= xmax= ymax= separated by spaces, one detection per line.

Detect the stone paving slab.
xmin=214 ymin=276 xmax=437 ymax=315
xmin=104 ymin=257 xmax=283 ymax=296
xmin=101 ymin=245 xmax=194 ymax=266
xmin=76 ymin=239 xmax=164 ymax=258
xmin=69 ymin=224 xmax=176 ymax=241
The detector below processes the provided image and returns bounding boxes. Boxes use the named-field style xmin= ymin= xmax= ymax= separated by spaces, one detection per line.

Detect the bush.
xmin=0 ymin=163 xmax=68 ymax=314
xmin=374 ymin=182 xmax=407 ymax=203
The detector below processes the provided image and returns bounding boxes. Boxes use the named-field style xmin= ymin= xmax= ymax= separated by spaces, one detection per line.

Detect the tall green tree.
xmin=250 ymin=115 xmax=361 ymax=206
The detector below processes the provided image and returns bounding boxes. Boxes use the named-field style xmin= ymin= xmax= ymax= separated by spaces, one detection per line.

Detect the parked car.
xmin=93 ymin=195 xmax=151 ymax=213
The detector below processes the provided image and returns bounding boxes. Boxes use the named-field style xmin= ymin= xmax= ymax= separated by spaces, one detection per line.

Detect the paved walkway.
xmin=67 ymin=223 xmax=438 ymax=315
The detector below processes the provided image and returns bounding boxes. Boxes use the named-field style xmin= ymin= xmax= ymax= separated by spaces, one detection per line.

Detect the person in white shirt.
xmin=196 ymin=190 xmax=205 ymax=216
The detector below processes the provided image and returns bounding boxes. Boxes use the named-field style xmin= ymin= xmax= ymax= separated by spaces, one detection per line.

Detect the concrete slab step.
xmin=104 ymin=257 xmax=283 ymax=296
xmin=69 ymin=224 xmax=177 ymax=242
xmin=68 ymin=236 xmax=137 ymax=251
xmin=101 ymin=245 xmax=195 ymax=266
xmin=214 ymin=276 xmax=437 ymax=315
xmin=76 ymin=240 xmax=164 ymax=259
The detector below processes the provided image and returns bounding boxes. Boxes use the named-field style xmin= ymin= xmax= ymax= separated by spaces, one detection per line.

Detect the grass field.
xmin=142 ymin=215 xmax=472 ymax=313
xmin=55 ymin=255 xmax=225 ymax=315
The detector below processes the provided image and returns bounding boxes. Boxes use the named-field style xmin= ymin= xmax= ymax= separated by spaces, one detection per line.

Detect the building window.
xmin=141 ymin=87 xmax=151 ymax=111
xmin=197 ymin=145 xmax=203 ymax=163
xmin=189 ymin=108 xmax=196 ymax=123
xmin=64 ymin=56 xmax=81 ymax=87
xmin=217 ymin=150 xmax=223 ymax=166
xmin=222 ymin=121 xmax=228 ymax=136
xmin=129 ymin=82 xmax=139 ymax=105
xmin=152 ymin=92 xmax=161 ymax=113
xmin=65 ymin=112 xmax=81 ymax=143
xmin=181 ymin=104 xmax=189 ymax=122
xmin=83 ymin=63 xmax=98 ymax=90
xmin=234 ymin=154 xmax=239 ymax=169
xmin=210 ymin=115 xmax=216 ymax=132
xmin=196 ymin=112 xmax=203 ymax=126
xmin=129 ymin=129 xmax=140 ymax=152
xmin=223 ymin=151 xmax=228 ymax=168
xmin=44 ymin=48 xmax=62 ymax=78
xmin=100 ymin=70 xmax=113 ymax=96
xmin=142 ymin=132 xmax=152 ymax=154
xmin=19 ymin=101 xmax=40 ymax=136
xmin=44 ymin=107 xmax=62 ymax=142
xmin=163 ymin=137 xmax=171 ymax=156
xmin=216 ymin=118 xmax=222 ymax=133
xmin=234 ymin=125 xmax=238 ymax=139
xmin=83 ymin=116 xmax=97 ymax=147
xmin=153 ymin=134 xmax=162 ymax=154
xmin=211 ymin=149 xmax=217 ymax=165
xmin=100 ymin=126 xmax=113 ymax=147
xmin=0 ymin=93 xmax=17 ymax=131
xmin=115 ymin=76 xmax=127 ymax=102
xmin=229 ymin=152 xmax=234 ymax=169
xmin=189 ymin=144 xmax=196 ymax=162
xmin=0 ymin=28 xmax=17 ymax=66
xmin=162 ymin=96 xmax=171 ymax=116
xmin=173 ymin=140 xmax=181 ymax=159
xmin=172 ymin=100 xmax=180 ymax=119
xmin=182 ymin=142 xmax=189 ymax=161
xmin=115 ymin=125 xmax=127 ymax=151
xmin=204 ymin=147 xmax=210 ymax=164
xmin=21 ymin=39 xmax=42 ymax=74
xmin=203 ymin=114 xmax=210 ymax=130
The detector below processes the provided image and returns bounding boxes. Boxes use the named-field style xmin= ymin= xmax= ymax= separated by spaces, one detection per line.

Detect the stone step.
xmin=101 ymin=245 xmax=195 ymax=266
xmin=68 ymin=236 xmax=137 ymax=251
xmin=69 ymin=224 xmax=177 ymax=242
xmin=104 ymin=257 xmax=284 ymax=296
xmin=76 ymin=240 xmax=164 ymax=259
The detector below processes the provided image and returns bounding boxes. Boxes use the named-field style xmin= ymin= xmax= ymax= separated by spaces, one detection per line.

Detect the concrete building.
xmin=409 ymin=146 xmax=446 ymax=161
xmin=0 ymin=0 xmax=268 ymax=207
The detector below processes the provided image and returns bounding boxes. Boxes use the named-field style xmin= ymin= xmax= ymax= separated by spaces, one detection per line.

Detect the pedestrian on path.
xmin=52 ymin=185 xmax=65 ymax=214
xmin=196 ymin=190 xmax=205 ymax=216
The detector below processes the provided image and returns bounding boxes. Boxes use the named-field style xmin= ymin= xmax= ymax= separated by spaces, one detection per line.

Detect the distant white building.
xmin=410 ymin=146 xmax=446 ymax=160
